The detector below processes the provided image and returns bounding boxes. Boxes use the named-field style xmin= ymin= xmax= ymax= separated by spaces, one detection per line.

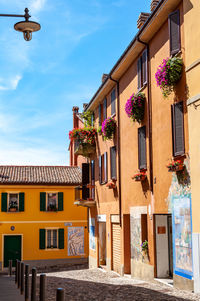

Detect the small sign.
xmin=10 ymin=226 xmax=15 ymax=231
xmin=64 ymin=223 xmax=72 ymax=227
xmin=157 ymin=226 xmax=166 ymax=234
xmin=97 ymin=215 xmax=106 ymax=222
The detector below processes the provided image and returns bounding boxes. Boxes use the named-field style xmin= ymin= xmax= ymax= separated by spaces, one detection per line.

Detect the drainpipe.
xmin=136 ymin=36 xmax=153 ymax=193
xmin=109 ymin=75 xmax=122 ymax=227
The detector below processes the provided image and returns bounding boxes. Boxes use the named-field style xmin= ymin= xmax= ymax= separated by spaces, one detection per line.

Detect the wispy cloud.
xmin=30 ymin=0 xmax=46 ymax=13
xmin=0 ymin=75 xmax=22 ymax=91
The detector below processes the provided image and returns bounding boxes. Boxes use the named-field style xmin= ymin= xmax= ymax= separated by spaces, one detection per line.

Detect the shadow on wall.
xmin=43 ymin=275 xmax=195 ymax=301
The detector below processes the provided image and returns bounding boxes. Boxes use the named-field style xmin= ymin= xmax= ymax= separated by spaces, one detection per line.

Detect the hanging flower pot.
xmin=69 ymin=127 xmax=96 ymax=157
xmin=132 ymin=171 xmax=147 ymax=181
xmin=155 ymin=57 xmax=183 ymax=98
xmin=101 ymin=117 xmax=116 ymax=140
xmin=167 ymin=160 xmax=184 ymax=172
xmin=125 ymin=92 xmax=145 ymax=123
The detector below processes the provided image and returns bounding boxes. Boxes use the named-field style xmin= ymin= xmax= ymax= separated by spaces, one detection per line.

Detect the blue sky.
xmin=0 ymin=0 xmax=151 ymax=165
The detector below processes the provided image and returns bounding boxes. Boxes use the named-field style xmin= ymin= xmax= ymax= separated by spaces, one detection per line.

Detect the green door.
xmin=4 ymin=236 xmax=21 ymax=267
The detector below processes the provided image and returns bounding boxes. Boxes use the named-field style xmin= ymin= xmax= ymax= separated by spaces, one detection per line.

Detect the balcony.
xmin=74 ymin=185 xmax=96 ymax=207
xmin=74 ymin=140 xmax=96 ymax=157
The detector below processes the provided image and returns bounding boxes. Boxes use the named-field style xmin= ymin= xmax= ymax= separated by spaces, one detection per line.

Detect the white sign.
xmin=97 ymin=215 xmax=106 ymax=222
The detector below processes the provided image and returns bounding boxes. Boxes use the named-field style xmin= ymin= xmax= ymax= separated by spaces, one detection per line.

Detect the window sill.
xmin=45 ymin=248 xmax=59 ymax=251
xmin=111 ymin=113 xmax=116 ymax=118
xmin=173 ymin=153 xmax=186 ymax=160
xmin=100 ymin=181 xmax=108 ymax=185
xmin=138 ymin=83 xmax=147 ymax=93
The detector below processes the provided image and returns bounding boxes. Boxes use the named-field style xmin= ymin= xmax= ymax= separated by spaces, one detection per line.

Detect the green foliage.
xmin=80 ymin=110 xmax=94 ymax=127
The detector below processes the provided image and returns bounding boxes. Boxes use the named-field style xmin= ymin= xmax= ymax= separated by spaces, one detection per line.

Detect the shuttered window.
xmin=137 ymin=57 xmax=142 ymax=90
xmin=91 ymin=160 xmax=95 ymax=199
xmin=111 ymin=89 xmax=116 ymax=116
xmin=99 ymin=155 xmax=101 ymax=183
xmin=58 ymin=192 xmax=63 ymax=211
xmin=58 ymin=228 xmax=64 ymax=249
xmin=99 ymin=104 xmax=102 ymax=126
xmin=103 ymin=98 xmax=107 ymax=121
xmin=39 ymin=229 xmax=46 ymax=249
xmin=19 ymin=193 xmax=25 ymax=212
xmin=138 ymin=126 xmax=147 ymax=170
xmin=171 ymin=101 xmax=185 ymax=156
xmin=138 ymin=49 xmax=147 ymax=90
xmin=169 ymin=10 xmax=180 ymax=55
xmin=40 ymin=228 xmax=64 ymax=250
xmin=110 ymin=146 xmax=117 ymax=180
xmin=1 ymin=192 xmax=7 ymax=212
xmin=82 ymin=163 xmax=90 ymax=200
xmin=100 ymin=153 xmax=108 ymax=184
xmin=142 ymin=49 xmax=147 ymax=85
xmin=40 ymin=192 xmax=46 ymax=211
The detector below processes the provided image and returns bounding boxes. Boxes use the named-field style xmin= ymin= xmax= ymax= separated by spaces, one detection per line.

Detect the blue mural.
xmin=167 ymin=157 xmax=193 ymax=279
xmin=89 ymin=218 xmax=96 ymax=250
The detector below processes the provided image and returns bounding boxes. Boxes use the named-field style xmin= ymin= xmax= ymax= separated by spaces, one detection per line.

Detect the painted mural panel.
xmin=89 ymin=218 xmax=96 ymax=250
xmin=172 ymin=195 xmax=193 ymax=277
xmin=68 ymin=227 xmax=84 ymax=256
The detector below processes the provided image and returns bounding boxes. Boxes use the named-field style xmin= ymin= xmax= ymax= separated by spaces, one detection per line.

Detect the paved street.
xmin=0 ymin=275 xmax=23 ymax=301
xmin=42 ymin=267 xmax=200 ymax=301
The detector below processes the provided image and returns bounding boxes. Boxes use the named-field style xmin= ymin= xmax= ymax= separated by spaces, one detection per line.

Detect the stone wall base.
xmin=89 ymin=255 xmax=98 ymax=269
xmin=131 ymin=259 xmax=154 ymax=280
xmin=173 ymin=273 xmax=194 ymax=291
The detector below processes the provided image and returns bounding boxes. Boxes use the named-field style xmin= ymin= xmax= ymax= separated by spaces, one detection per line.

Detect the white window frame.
xmin=46 ymin=193 xmax=58 ymax=212
xmin=8 ymin=193 xmax=19 ymax=212
xmin=46 ymin=228 xmax=58 ymax=249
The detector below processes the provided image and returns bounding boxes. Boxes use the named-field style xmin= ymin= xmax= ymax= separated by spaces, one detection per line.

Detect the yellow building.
xmin=184 ymin=0 xmax=200 ymax=293
xmin=0 ymin=166 xmax=88 ymax=270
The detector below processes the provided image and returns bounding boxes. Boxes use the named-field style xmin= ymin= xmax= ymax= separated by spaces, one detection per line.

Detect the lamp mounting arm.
xmin=0 ymin=8 xmax=31 ymax=21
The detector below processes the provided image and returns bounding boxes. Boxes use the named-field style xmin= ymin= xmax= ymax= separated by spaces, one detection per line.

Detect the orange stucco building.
xmin=71 ymin=0 xmax=194 ymax=291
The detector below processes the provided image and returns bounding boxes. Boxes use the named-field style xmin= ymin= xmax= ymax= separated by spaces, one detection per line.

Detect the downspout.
xmin=136 ymin=36 xmax=153 ymax=193
xmin=109 ymin=75 xmax=122 ymax=227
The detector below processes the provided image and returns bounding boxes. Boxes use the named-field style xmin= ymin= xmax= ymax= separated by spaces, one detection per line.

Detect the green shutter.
xmin=39 ymin=229 xmax=46 ymax=249
xmin=58 ymin=228 xmax=64 ymax=249
xmin=40 ymin=192 xmax=46 ymax=211
xmin=1 ymin=193 xmax=7 ymax=212
xmin=19 ymin=193 xmax=24 ymax=212
xmin=58 ymin=192 xmax=63 ymax=211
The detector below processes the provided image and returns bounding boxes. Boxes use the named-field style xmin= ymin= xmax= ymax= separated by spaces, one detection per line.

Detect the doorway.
xmin=4 ymin=235 xmax=21 ymax=268
xmin=155 ymin=214 xmax=173 ymax=278
xmin=98 ymin=222 xmax=106 ymax=266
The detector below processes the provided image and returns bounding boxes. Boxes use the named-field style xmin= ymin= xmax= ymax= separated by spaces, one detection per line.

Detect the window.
xmin=47 ymin=193 xmax=57 ymax=211
xmin=110 ymin=146 xmax=117 ymax=180
xmin=47 ymin=229 xmax=58 ymax=248
xmin=91 ymin=160 xmax=95 ymax=199
xmin=1 ymin=192 xmax=24 ymax=212
xmin=99 ymin=153 xmax=107 ymax=184
xmin=82 ymin=163 xmax=90 ymax=200
xmin=137 ymin=49 xmax=147 ymax=90
xmin=103 ymin=98 xmax=107 ymax=121
xmin=8 ymin=193 xmax=19 ymax=212
xmin=111 ymin=89 xmax=116 ymax=116
xmin=171 ymin=101 xmax=184 ymax=157
xmin=138 ymin=126 xmax=147 ymax=170
xmin=169 ymin=10 xmax=180 ymax=56
xmin=40 ymin=192 xmax=63 ymax=212
xmin=39 ymin=228 xmax=64 ymax=250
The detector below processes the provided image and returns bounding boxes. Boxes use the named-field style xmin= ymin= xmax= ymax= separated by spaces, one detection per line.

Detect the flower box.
xmin=167 ymin=160 xmax=184 ymax=172
xmin=106 ymin=181 xmax=116 ymax=189
xmin=9 ymin=207 xmax=17 ymax=212
xmin=132 ymin=171 xmax=147 ymax=182
xmin=74 ymin=141 xmax=96 ymax=156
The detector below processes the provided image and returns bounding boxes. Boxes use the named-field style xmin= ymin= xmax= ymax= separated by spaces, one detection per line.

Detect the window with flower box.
xmin=1 ymin=192 xmax=24 ymax=212
xmin=110 ymin=146 xmax=117 ymax=180
xmin=171 ymin=101 xmax=184 ymax=157
xmin=40 ymin=192 xmax=63 ymax=212
xmin=98 ymin=98 xmax=107 ymax=127
xmin=138 ymin=126 xmax=147 ymax=170
xmin=137 ymin=49 xmax=147 ymax=91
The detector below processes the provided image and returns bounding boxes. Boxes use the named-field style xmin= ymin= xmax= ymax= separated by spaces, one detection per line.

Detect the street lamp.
xmin=0 ymin=8 xmax=41 ymax=41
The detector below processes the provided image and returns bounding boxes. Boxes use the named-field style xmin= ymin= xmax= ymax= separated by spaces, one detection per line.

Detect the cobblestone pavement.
xmin=37 ymin=267 xmax=200 ymax=301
